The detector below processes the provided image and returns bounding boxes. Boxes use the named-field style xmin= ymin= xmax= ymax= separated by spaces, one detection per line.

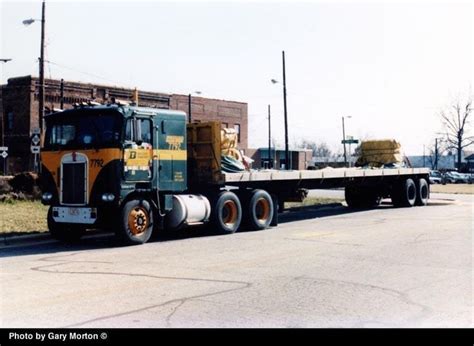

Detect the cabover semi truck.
xmin=40 ymin=104 xmax=430 ymax=244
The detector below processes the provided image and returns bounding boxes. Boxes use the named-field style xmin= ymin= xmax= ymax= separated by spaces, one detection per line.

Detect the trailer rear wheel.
xmin=415 ymin=178 xmax=429 ymax=206
xmin=270 ymin=194 xmax=279 ymax=226
xmin=211 ymin=191 xmax=242 ymax=234
xmin=391 ymin=178 xmax=416 ymax=207
xmin=244 ymin=189 xmax=274 ymax=230
xmin=47 ymin=207 xmax=85 ymax=243
xmin=118 ymin=199 xmax=154 ymax=245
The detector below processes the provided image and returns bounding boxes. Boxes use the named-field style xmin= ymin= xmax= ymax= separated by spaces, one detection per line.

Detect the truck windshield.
xmin=44 ymin=110 xmax=123 ymax=150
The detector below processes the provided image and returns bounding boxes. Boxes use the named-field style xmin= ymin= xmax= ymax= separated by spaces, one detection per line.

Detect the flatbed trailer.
xmin=223 ymin=167 xmax=429 ymax=185
xmin=40 ymin=106 xmax=431 ymax=245
xmin=200 ymin=167 xmax=431 ymax=224
xmin=186 ymin=122 xmax=431 ymax=231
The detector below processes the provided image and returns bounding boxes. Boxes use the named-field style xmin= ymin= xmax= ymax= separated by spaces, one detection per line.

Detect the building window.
xmin=6 ymin=111 xmax=14 ymax=131
xmin=234 ymin=124 xmax=241 ymax=142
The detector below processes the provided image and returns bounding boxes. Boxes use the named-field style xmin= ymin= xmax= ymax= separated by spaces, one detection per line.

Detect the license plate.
xmin=68 ymin=208 xmax=80 ymax=216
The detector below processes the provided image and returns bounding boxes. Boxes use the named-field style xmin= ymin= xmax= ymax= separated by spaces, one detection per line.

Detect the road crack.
xmin=29 ymin=253 xmax=252 ymax=327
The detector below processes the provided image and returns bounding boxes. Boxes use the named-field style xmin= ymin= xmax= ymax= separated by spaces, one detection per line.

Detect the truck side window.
xmin=139 ymin=119 xmax=152 ymax=144
xmin=125 ymin=119 xmax=133 ymax=141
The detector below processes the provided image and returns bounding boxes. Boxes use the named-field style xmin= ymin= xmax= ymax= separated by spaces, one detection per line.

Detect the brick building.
xmin=0 ymin=75 xmax=248 ymax=173
xmin=246 ymin=148 xmax=313 ymax=170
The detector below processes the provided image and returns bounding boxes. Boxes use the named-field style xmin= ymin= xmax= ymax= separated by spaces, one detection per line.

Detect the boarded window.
xmin=234 ymin=124 xmax=241 ymax=142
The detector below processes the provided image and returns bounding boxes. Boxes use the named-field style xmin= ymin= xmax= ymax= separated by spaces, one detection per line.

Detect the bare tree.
xmin=440 ymin=97 xmax=474 ymax=170
xmin=298 ymin=139 xmax=332 ymax=158
xmin=426 ymin=141 xmax=447 ymax=170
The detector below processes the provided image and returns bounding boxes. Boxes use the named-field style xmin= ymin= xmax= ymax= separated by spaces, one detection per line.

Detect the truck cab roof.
xmin=45 ymin=104 xmax=186 ymax=120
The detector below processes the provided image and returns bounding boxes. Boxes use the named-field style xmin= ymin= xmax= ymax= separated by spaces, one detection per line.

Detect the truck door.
xmin=157 ymin=118 xmax=187 ymax=191
xmin=123 ymin=116 xmax=153 ymax=182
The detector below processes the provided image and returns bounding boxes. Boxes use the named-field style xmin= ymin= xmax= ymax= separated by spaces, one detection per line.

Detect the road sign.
xmin=32 ymin=128 xmax=40 ymax=135
xmin=0 ymin=146 xmax=7 ymax=151
xmin=0 ymin=151 xmax=7 ymax=159
xmin=341 ymin=139 xmax=359 ymax=144
xmin=31 ymin=134 xmax=41 ymax=146
xmin=31 ymin=146 xmax=41 ymax=154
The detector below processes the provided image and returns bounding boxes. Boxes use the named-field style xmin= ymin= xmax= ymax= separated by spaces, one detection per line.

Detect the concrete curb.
xmin=0 ymin=203 xmax=345 ymax=248
xmin=1 ymin=232 xmax=52 ymax=247
xmin=0 ymin=229 xmax=107 ymax=248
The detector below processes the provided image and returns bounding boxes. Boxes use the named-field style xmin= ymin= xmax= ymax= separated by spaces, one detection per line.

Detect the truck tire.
xmin=391 ymin=178 xmax=416 ymax=208
xmin=270 ymin=194 xmax=279 ymax=227
xmin=243 ymin=189 xmax=274 ymax=231
xmin=47 ymin=207 xmax=85 ymax=242
xmin=210 ymin=191 xmax=242 ymax=234
xmin=415 ymin=178 xmax=429 ymax=206
xmin=118 ymin=199 xmax=154 ymax=245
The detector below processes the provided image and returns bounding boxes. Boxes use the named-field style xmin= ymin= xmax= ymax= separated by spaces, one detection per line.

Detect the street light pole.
xmin=0 ymin=58 xmax=12 ymax=175
xmin=282 ymin=51 xmax=290 ymax=170
xmin=342 ymin=116 xmax=352 ymax=167
xmin=39 ymin=0 xmax=46 ymax=133
xmin=188 ymin=91 xmax=201 ymax=123
xmin=0 ymin=59 xmax=12 ymax=148
xmin=342 ymin=116 xmax=347 ymax=167
xmin=268 ymin=104 xmax=271 ymax=169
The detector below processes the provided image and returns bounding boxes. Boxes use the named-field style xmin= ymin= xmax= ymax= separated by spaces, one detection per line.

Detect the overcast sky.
xmin=1 ymin=0 xmax=472 ymax=155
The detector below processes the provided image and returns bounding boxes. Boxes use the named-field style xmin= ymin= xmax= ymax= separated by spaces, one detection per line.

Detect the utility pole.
xmin=60 ymin=78 xmax=64 ymax=109
xmin=435 ymin=138 xmax=439 ymax=170
xmin=0 ymin=58 xmax=12 ymax=175
xmin=39 ymin=0 xmax=45 ymax=133
xmin=268 ymin=104 xmax=271 ymax=169
xmin=188 ymin=93 xmax=192 ymax=123
xmin=282 ymin=50 xmax=290 ymax=170
xmin=423 ymin=145 xmax=426 ymax=167
xmin=342 ymin=116 xmax=347 ymax=167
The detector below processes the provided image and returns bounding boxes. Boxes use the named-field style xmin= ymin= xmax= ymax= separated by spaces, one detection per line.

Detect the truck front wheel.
xmin=47 ymin=207 xmax=85 ymax=242
xmin=118 ymin=199 xmax=154 ymax=245
xmin=210 ymin=191 xmax=242 ymax=234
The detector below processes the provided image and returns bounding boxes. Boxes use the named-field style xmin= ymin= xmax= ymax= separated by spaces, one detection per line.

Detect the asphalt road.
xmin=0 ymin=191 xmax=472 ymax=328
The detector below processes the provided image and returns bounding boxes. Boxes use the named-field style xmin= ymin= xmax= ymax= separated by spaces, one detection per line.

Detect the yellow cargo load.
xmin=220 ymin=127 xmax=242 ymax=161
xmin=355 ymin=139 xmax=404 ymax=167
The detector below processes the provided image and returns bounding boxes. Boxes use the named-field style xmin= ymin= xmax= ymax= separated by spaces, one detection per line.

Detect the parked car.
xmin=444 ymin=171 xmax=469 ymax=184
xmin=429 ymin=170 xmax=443 ymax=184
xmin=458 ymin=173 xmax=473 ymax=184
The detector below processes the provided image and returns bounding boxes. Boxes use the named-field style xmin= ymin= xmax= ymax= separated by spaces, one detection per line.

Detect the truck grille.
xmin=61 ymin=162 xmax=87 ymax=205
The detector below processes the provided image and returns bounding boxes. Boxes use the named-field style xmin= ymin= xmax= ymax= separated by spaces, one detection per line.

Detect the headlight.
xmin=42 ymin=192 xmax=53 ymax=201
xmin=101 ymin=193 xmax=115 ymax=202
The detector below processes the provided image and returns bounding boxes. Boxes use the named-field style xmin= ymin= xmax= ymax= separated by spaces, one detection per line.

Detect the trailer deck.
xmin=223 ymin=167 xmax=430 ymax=183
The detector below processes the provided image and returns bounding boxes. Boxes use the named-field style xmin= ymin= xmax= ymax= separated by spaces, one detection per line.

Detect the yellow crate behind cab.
xmin=186 ymin=122 xmax=224 ymax=185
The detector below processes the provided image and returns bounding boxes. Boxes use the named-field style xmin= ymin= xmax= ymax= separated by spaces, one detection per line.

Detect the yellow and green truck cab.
xmin=40 ymin=104 xmax=200 ymax=244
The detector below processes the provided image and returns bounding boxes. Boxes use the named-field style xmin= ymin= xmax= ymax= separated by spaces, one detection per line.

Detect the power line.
xmin=44 ymin=60 xmax=118 ymax=84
